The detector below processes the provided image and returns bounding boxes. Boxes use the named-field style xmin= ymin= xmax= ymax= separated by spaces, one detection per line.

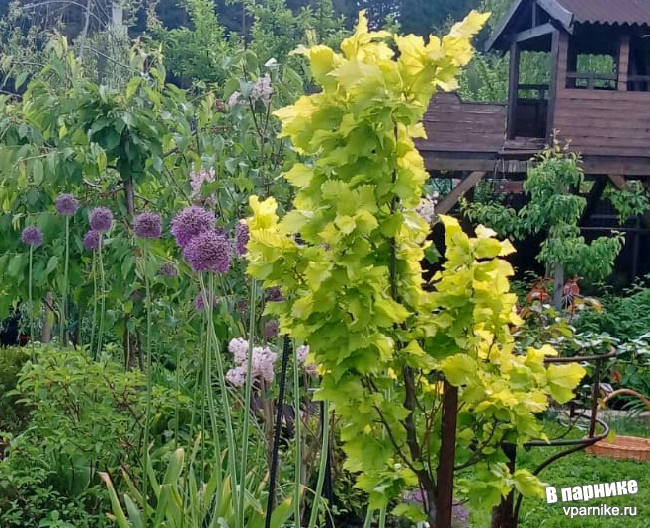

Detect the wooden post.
xmin=547 ymin=31 xmax=568 ymax=140
xmin=553 ymin=262 xmax=564 ymax=310
xmin=436 ymin=171 xmax=487 ymax=215
xmin=618 ymin=36 xmax=630 ymax=91
xmin=507 ymin=41 xmax=521 ymax=139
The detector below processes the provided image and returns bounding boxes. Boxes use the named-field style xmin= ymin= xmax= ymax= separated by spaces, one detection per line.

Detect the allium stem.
xmin=29 ymin=246 xmax=34 ymax=361
xmin=96 ymin=236 xmax=106 ymax=359
xmin=362 ymin=509 xmax=374 ymax=528
xmin=61 ymin=216 xmax=69 ymax=345
xmin=89 ymin=253 xmax=97 ymax=358
xmin=141 ymin=243 xmax=153 ymax=528
xmin=307 ymin=401 xmax=330 ymax=528
xmin=238 ymin=278 xmax=257 ymax=525
xmin=378 ymin=506 xmax=387 ymax=528
xmin=199 ymin=273 xmax=240 ymax=528
xmin=293 ymin=338 xmax=302 ymax=527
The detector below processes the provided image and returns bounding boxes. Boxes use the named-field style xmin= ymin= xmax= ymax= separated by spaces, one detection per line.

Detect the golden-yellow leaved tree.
xmin=245 ymin=11 xmax=585 ymax=525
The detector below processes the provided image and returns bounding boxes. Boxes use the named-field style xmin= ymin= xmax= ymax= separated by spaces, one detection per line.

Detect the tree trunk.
xmin=436 ymin=381 xmax=458 ymax=528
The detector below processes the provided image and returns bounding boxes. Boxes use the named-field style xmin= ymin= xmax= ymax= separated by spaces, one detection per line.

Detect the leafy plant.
xmin=245 ymin=11 xmax=586 ymax=525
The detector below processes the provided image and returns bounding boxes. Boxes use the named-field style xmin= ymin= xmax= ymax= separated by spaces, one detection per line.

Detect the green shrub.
xmin=0 ymin=346 xmax=31 ymax=431
xmin=0 ymin=344 xmax=191 ymax=528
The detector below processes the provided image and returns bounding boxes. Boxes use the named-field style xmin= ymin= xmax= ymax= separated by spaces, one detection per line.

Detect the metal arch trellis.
xmin=491 ymin=347 xmax=617 ymax=528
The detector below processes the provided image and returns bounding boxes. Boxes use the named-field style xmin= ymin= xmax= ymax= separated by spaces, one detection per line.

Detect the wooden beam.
xmin=536 ymin=0 xmax=574 ymax=33
xmin=507 ymin=41 xmax=521 ymax=139
xmin=546 ymin=29 xmax=561 ymax=140
xmin=436 ymin=172 xmax=487 ymax=214
xmin=515 ymin=22 xmax=555 ymax=43
xmin=618 ymin=36 xmax=630 ymax=91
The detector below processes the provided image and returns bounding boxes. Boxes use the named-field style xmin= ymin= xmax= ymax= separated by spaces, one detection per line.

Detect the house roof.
xmin=486 ymin=0 xmax=650 ymax=51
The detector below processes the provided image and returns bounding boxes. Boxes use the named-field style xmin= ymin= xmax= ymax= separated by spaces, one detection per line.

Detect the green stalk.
xmin=293 ymin=340 xmax=302 ymax=527
xmin=89 ymin=253 xmax=97 ymax=357
xmin=238 ymin=278 xmax=257 ymax=526
xmin=378 ymin=506 xmax=387 ymax=528
xmin=141 ymin=243 xmax=153 ymax=527
xmin=29 ymin=245 xmax=34 ymax=361
xmin=96 ymin=235 xmax=106 ymax=359
xmin=199 ymin=274 xmax=240 ymax=528
xmin=307 ymin=401 xmax=330 ymax=528
xmin=61 ymin=216 xmax=69 ymax=345
xmin=362 ymin=509 xmax=374 ymax=528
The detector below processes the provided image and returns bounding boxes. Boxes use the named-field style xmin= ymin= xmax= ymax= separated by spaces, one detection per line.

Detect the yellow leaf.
xmin=448 ymin=11 xmax=491 ymax=38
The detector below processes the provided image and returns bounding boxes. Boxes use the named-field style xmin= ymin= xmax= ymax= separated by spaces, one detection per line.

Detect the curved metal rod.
xmin=513 ymin=415 xmax=609 ymax=522
xmin=543 ymin=348 xmax=616 ymax=364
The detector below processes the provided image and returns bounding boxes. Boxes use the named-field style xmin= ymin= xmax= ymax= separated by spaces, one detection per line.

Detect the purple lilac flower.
xmin=226 ymin=337 xmax=278 ymax=386
xmin=55 ymin=193 xmax=79 ymax=215
xmin=83 ymin=230 xmax=102 ymax=251
xmin=228 ymin=337 xmax=249 ymax=364
xmin=251 ymin=74 xmax=273 ymax=105
xmin=21 ymin=226 xmax=43 ymax=247
xmin=89 ymin=207 xmax=113 ymax=232
xmin=234 ymin=221 xmax=249 ymax=257
xmin=263 ymin=319 xmax=279 ymax=339
xmin=170 ymin=206 xmax=216 ymax=249
xmin=159 ymin=262 xmax=178 ymax=277
xmin=296 ymin=344 xmax=318 ymax=375
xmin=264 ymin=287 xmax=284 ymax=302
xmin=190 ymin=168 xmax=216 ymax=207
xmin=133 ymin=212 xmax=162 ymax=239
xmin=195 ymin=291 xmax=218 ymax=312
xmin=183 ymin=230 xmax=231 ymax=273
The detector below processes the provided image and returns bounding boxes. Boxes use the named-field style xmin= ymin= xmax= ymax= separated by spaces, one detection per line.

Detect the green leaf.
xmin=442 ymin=354 xmax=477 ymax=386
xmin=45 ymin=256 xmax=59 ymax=275
xmin=546 ymin=363 xmax=586 ymax=404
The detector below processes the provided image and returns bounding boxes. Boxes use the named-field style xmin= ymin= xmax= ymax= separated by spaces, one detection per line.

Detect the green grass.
xmin=470 ymin=417 xmax=650 ymax=527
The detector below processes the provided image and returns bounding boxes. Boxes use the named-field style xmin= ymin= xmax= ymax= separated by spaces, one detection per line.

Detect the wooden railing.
xmin=566 ymin=72 xmax=616 ymax=90
xmin=627 ymin=74 xmax=650 ymax=91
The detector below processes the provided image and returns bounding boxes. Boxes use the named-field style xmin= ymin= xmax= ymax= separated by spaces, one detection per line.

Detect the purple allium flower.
xmin=159 ymin=262 xmax=178 ymax=277
xmin=263 ymin=319 xmax=279 ymax=339
xmin=227 ymin=91 xmax=242 ymax=108
xmin=89 ymin=207 xmax=113 ymax=232
xmin=226 ymin=365 xmax=247 ymax=387
xmin=21 ymin=226 xmax=43 ymax=247
xmin=265 ymin=286 xmax=284 ymax=303
xmin=235 ymin=221 xmax=249 ymax=257
xmin=195 ymin=291 xmax=218 ymax=312
xmin=55 ymin=193 xmax=79 ymax=215
xmin=83 ymin=230 xmax=102 ymax=251
xmin=228 ymin=337 xmax=249 ymax=364
xmin=170 ymin=206 xmax=216 ymax=249
xmin=133 ymin=212 xmax=162 ymax=239
xmin=226 ymin=337 xmax=278 ymax=386
xmin=183 ymin=230 xmax=231 ymax=273
xmin=297 ymin=344 xmax=318 ymax=375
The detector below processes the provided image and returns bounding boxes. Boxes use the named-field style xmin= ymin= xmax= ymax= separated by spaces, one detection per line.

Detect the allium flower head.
xmin=263 ymin=319 xmax=279 ymax=339
xmin=89 ymin=207 xmax=113 ymax=232
xmin=235 ymin=221 xmax=249 ymax=257
xmin=228 ymin=337 xmax=249 ymax=364
xmin=183 ymin=230 xmax=231 ymax=273
xmin=195 ymin=291 xmax=218 ymax=312
xmin=226 ymin=365 xmax=247 ymax=387
xmin=55 ymin=193 xmax=79 ymax=215
xmin=83 ymin=230 xmax=102 ymax=251
xmin=21 ymin=226 xmax=43 ymax=247
xmin=264 ymin=286 xmax=284 ymax=302
xmin=170 ymin=206 xmax=215 ymax=249
xmin=134 ymin=212 xmax=162 ymax=239
xmin=159 ymin=262 xmax=178 ymax=277
xmin=251 ymin=74 xmax=273 ymax=106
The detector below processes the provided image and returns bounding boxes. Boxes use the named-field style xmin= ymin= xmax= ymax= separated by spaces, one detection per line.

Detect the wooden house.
xmin=420 ymin=0 xmax=650 ymax=280
xmin=421 ymin=0 xmax=650 ymax=203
